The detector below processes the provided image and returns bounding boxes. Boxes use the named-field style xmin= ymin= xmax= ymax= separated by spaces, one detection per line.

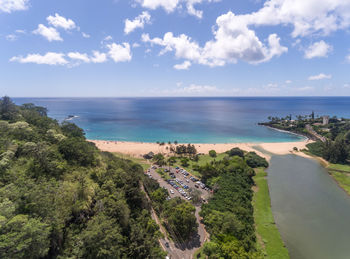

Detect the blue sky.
xmin=1 ymin=0 xmax=350 ymax=97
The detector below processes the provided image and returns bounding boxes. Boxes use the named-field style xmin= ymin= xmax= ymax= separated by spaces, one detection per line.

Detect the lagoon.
xmin=268 ymin=154 xmax=350 ymax=259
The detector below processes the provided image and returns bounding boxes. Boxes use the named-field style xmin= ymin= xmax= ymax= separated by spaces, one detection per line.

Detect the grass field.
xmin=173 ymin=153 xmax=227 ymax=177
xmin=253 ymin=168 xmax=289 ymax=259
xmin=113 ymin=152 xmax=151 ymax=171
xmin=327 ymin=163 xmax=350 ymax=196
xmin=329 ymin=171 xmax=350 ymax=195
xmin=328 ymin=163 xmax=350 ymax=172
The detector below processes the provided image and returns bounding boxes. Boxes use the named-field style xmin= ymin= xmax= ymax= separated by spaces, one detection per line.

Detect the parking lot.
xmin=145 ymin=165 xmax=211 ymax=205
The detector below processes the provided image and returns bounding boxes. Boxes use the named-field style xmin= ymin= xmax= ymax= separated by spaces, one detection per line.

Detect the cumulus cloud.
xmin=91 ymin=51 xmax=107 ymax=63
xmin=67 ymin=52 xmax=90 ymax=63
xmin=10 ymin=52 xmax=68 ymax=65
xmin=308 ymin=73 xmax=332 ymax=80
xmin=82 ymin=32 xmax=90 ymax=38
xmin=304 ymin=41 xmax=332 ymax=59
xmin=32 ymin=24 xmax=62 ymax=42
xmin=47 ymin=13 xmax=76 ymax=30
xmin=228 ymin=0 xmax=350 ymax=38
xmin=107 ymin=43 xmax=132 ymax=63
xmin=0 ymin=0 xmax=29 ymax=13
xmin=174 ymin=60 xmax=191 ymax=70
xmin=6 ymin=34 xmax=17 ymax=41
xmin=142 ymin=12 xmax=287 ymax=67
xmin=124 ymin=11 xmax=151 ymax=34
xmin=136 ymin=0 xmax=180 ymax=13
xmin=10 ymin=49 xmax=110 ymax=66
xmin=135 ymin=0 xmax=220 ymax=18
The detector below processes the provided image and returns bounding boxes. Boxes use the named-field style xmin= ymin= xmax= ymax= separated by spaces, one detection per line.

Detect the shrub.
xmin=209 ymin=150 xmax=217 ymax=158
xmin=245 ymin=152 xmax=268 ymax=168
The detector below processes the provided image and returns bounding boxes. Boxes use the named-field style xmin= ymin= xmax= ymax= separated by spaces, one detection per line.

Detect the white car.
xmin=170 ymin=190 xmax=174 ymax=194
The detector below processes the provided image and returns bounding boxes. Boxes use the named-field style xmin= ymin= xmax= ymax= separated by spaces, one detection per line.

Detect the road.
xmin=145 ymin=165 xmax=210 ymax=259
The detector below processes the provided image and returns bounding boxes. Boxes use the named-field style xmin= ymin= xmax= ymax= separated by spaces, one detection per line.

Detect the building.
xmin=322 ymin=116 xmax=330 ymax=125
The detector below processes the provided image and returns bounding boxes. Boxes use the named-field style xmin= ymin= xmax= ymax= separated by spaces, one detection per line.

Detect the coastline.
xmin=89 ymin=139 xmax=311 ymax=160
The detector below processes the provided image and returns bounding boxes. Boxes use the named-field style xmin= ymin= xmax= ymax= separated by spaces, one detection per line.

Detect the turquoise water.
xmin=13 ymin=97 xmax=350 ymax=143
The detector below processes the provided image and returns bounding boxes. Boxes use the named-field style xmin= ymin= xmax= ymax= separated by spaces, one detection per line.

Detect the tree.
xmin=245 ymin=152 xmax=268 ymax=168
xmin=78 ymin=214 xmax=125 ymax=259
xmin=152 ymin=153 xmax=166 ymax=166
xmin=227 ymin=147 xmax=244 ymax=158
xmin=209 ymin=150 xmax=217 ymax=158
xmin=0 ymin=215 xmax=51 ymax=259
xmin=61 ymin=122 xmax=85 ymax=139
xmin=0 ymin=96 xmax=18 ymax=121
xmin=181 ymin=157 xmax=190 ymax=167
xmin=163 ymin=198 xmax=198 ymax=241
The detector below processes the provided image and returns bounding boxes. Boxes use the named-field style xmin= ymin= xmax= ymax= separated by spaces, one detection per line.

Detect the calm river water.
xmin=268 ymin=155 xmax=350 ymax=259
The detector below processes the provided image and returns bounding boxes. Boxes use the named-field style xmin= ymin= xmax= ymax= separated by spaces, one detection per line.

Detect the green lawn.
xmin=328 ymin=163 xmax=350 ymax=173
xmin=253 ymin=168 xmax=289 ymax=259
xmin=113 ymin=152 xmax=151 ymax=171
xmin=326 ymin=164 xmax=350 ymax=196
xmin=173 ymin=153 xmax=227 ymax=177
xmin=329 ymin=171 xmax=350 ymax=195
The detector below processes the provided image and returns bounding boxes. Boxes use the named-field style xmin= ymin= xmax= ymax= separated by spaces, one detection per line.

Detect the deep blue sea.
xmin=13 ymin=97 xmax=350 ymax=143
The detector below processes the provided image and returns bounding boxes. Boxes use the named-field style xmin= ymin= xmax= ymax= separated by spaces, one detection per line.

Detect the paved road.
xmin=146 ymin=165 xmax=210 ymax=259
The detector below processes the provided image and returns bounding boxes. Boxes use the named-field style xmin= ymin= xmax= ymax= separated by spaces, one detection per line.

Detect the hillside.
xmin=0 ymin=97 xmax=164 ymax=258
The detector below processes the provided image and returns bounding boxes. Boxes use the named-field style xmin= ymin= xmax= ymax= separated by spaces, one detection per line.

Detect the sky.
xmin=1 ymin=0 xmax=350 ymax=97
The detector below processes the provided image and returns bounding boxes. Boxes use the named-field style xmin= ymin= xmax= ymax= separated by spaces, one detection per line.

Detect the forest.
xmin=0 ymin=97 xmax=165 ymax=258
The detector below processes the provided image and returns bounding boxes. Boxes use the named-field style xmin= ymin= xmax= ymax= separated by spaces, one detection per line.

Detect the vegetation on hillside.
xmin=196 ymin=152 xmax=269 ymax=258
xmin=143 ymin=176 xmax=198 ymax=243
xmin=0 ymin=97 xmax=164 ymax=258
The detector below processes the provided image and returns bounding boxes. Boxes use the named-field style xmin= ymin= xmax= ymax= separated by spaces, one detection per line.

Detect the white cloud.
xmin=135 ymin=0 xmax=220 ymax=18
xmin=124 ymin=11 xmax=151 ymax=34
xmin=229 ymin=0 xmax=350 ymax=38
xmin=175 ymin=84 xmax=219 ymax=94
xmin=308 ymin=73 xmax=332 ymax=80
xmin=295 ymin=86 xmax=314 ymax=91
xmin=346 ymin=54 xmax=350 ymax=63
xmin=285 ymin=80 xmax=292 ymax=84
xmin=10 ymin=50 xmax=110 ymax=66
xmin=304 ymin=41 xmax=332 ymax=59
xmin=174 ymin=60 xmax=191 ymax=70
xmin=91 ymin=51 xmax=107 ymax=63
xmin=67 ymin=52 xmax=90 ymax=63
xmin=107 ymin=43 xmax=132 ymax=63
xmin=47 ymin=13 xmax=76 ymax=30
xmin=10 ymin=52 xmax=68 ymax=65
xmin=33 ymin=24 xmax=62 ymax=42
xmin=136 ymin=0 xmax=180 ymax=13
xmin=142 ymin=12 xmax=287 ymax=67
xmin=0 ymin=0 xmax=29 ymax=13
xmin=6 ymin=34 xmax=17 ymax=41
xmin=82 ymin=32 xmax=90 ymax=38
xmin=138 ymin=0 xmax=350 ymax=34
xmin=132 ymin=43 xmax=141 ymax=48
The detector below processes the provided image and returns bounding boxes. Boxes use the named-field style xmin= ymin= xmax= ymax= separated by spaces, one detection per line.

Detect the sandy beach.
xmin=89 ymin=139 xmax=312 ymax=160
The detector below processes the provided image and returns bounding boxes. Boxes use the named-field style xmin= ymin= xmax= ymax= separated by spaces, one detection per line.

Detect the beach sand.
xmin=89 ymin=139 xmax=312 ymax=160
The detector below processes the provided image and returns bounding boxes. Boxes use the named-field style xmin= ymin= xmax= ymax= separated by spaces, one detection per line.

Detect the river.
xmin=268 ymin=154 xmax=350 ymax=259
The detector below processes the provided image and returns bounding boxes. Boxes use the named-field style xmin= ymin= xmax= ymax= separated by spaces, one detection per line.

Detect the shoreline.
xmin=89 ymin=139 xmax=312 ymax=160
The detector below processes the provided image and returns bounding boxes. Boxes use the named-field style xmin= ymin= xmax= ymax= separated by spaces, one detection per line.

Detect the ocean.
xmin=13 ymin=97 xmax=350 ymax=143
